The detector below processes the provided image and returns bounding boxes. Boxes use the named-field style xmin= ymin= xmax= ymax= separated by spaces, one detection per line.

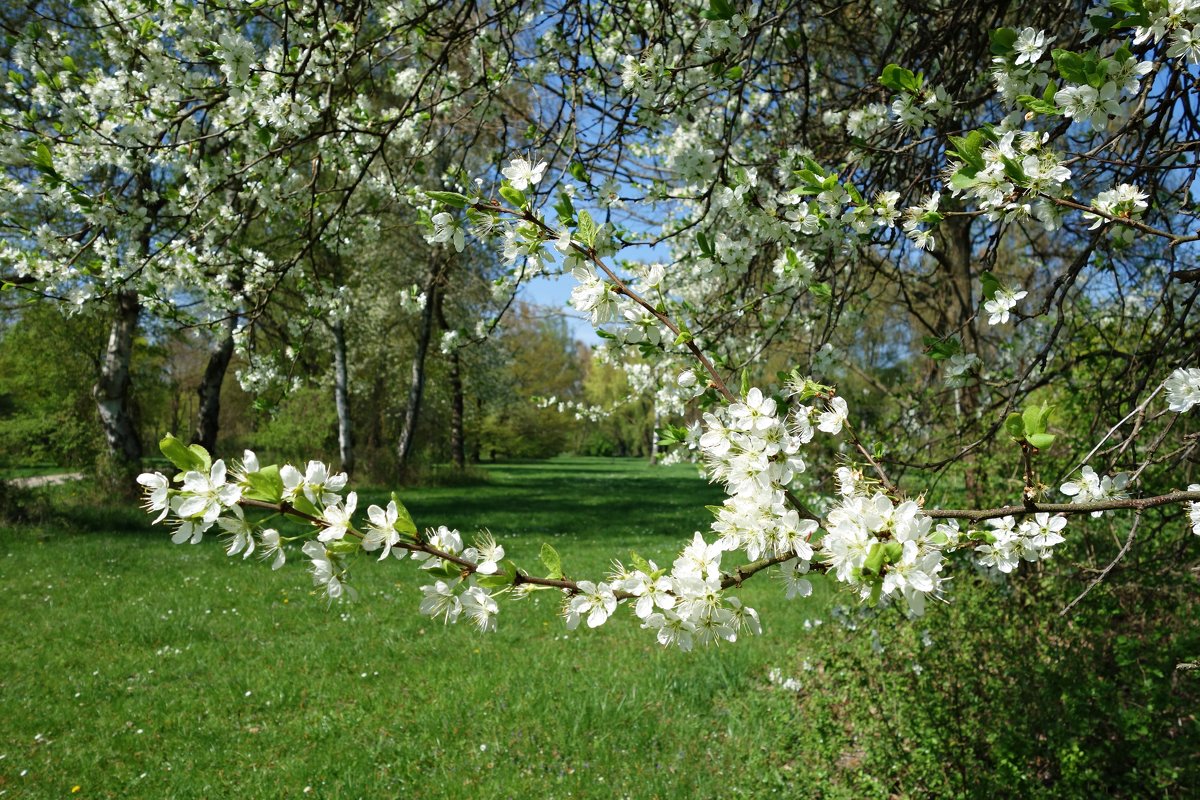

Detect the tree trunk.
xmin=446 ymin=349 xmax=465 ymax=470
xmin=434 ymin=287 xmax=465 ymax=470
xmin=191 ymin=315 xmax=236 ymax=455
xmin=332 ymin=318 xmax=355 ymax=475
xmin=93 ymin=289 xmax=142 ymax=463
xmin=396 ymin=265 xmax=439 ymax=467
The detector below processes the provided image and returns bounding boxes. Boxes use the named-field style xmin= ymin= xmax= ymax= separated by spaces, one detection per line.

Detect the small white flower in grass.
xmin=136 ymin=472 xmax=170 ymax=523
xmin=419 ymin=579 xmax=462 ymax=623
xmin=501 ymin=157 xmax=547 ymax=191
xmin=564 ymin=580 xmax=617 ymax=629
xmin=463 ymin=532 xmax=505 ymax=575
xmin=318 ymin=492 xmax=357 ymax=542
xmin=817 ymin=396 xmax=849 ymax=435
xmin=258 ymin=528 xmax=285 ymax=570
xmin=302 ymin=541 xmax=344 ymax=600
xmin=1165 ymin=368 xmax=1200 ymax=412
xmin=461 ymin=586 xmax=499 ymax=632
xmin=362 ymin=501 xmax=402 ymax=560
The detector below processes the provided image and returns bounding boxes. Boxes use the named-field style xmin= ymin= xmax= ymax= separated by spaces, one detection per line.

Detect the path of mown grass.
xmin=0 ymin=457 xmax=831 ymax=799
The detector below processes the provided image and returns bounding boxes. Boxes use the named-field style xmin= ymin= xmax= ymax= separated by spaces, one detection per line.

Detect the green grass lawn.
xmin=0 ymin=457 xmax=833 ymax=799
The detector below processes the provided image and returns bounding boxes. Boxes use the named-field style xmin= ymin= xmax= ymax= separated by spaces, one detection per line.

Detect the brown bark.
xmin=396 ymin=263 xmax=439 ymax=467
xmin=191 ymin=315 xmax=237 ymax=454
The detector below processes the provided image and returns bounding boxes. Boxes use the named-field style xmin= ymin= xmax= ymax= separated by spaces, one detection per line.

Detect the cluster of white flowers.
xmin=973 ymin=513 xmax=1067 ymax=574
xmin=1165 ymin=367 xmax=1200 ymax=412
xmin=569 ymin=266 xmax=621 ymax=324
xmin=822 ymin=492 xmax=949 ymax=616
xmin=415 ymin=529 xmax=506 ymax=631
xmin=984 ymin=284 xmax=1028 ymax=326
xmin=1082 ymin=183 xmax=1150 ymax=231
xmin=944 ymin=353 xmax=982 ymax=387
xmin=951 ymin=130 xmax=1071 ymax=229
xmin=1188 ymin=485 xmax=1200 ymax=536
xmin=1060 ymin=466 xmax=1130 ymax=517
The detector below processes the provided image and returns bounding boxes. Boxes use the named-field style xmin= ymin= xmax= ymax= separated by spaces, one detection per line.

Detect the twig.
xmin=1060 ymin=511 xmax=1142 ymax=616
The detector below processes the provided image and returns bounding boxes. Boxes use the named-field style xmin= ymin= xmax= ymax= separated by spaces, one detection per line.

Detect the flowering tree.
xmin=4 ymin=1 xmax=1199 ymax=645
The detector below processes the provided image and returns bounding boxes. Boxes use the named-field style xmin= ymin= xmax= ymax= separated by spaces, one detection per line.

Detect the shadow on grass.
xmin=3 ymin=457 xmax=725 ymax=544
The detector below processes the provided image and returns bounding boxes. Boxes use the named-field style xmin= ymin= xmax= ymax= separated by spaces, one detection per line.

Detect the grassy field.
xmin=0 ymin=458 xmax=837 ymax=799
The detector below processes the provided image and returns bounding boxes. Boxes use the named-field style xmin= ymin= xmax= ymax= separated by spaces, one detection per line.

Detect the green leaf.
xmin=425 ymin=190 xmax=468 ymax=208
xmin=949 ymin=170 xmax=979 ymax=191
xmin=980 ymin=271 xmax=1002 ymax=301
xmin=476 ymin=561 xmax=518 ymax=589
xmin=882 ymin=541 xmax=903 ymax=564
xmin=863 ymin=543 xmax=885 ymax=576
xmin=539 ymin=543 xmax=562 ymax=579
xmin=242 ymin=464 xmax=284 ymax=504
xmin=426 ymin=562 xmax=462 ymax=580
xmin=498 ymin=184 xmax=526 ymax=209
xmin=947 ymin=130 xmax=986 ymax=173
xmin=1004 ymin=412 xmax=1026 ymax=441
xmin=808 ymin=282 xmax=832 ymax=300
xmin=1022 ymin=404 xmax=1053 ymax=436
xmin=569 ymin=161 xmax=589 ymax=184
xmin=879 ymin=63 xmax=922 ymax=94
xmin=629 ymin=550 xmax=653 ymax=575
xmin=1052 ymin=49 xmax=1088 ymax=85
xmin=700 ymin=0 xmax=736 ymax=21
xmin=389 ymin=492 xmax=418 ymax=537
xmin=576 ymin=210 xmax=598 ymax=248
xmin=1026 ymin=433 xmax=1056 ymax=450
xmin=1016 ymin=95 xmax=1063 ymax=116
xmin=990 ymin=27 xmax=1019 ymax=56
xmin=31 ymin=142 xmax=56 ymax=176
xmin=159 ymin=434 xmax=208 ymax=473
xmin=922 ymin=335 xmax=962 ymax=361
xmin=290 ymin=494 xmax=322 ymax=518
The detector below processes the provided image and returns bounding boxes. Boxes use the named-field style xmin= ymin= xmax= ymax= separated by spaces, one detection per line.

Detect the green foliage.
xmin=878 ymin=63 xmax=922 ymax=94
xmin=0 ymin=304 xmax=106 ymax=469
xmin=251 ymin=386 xmax=338 ymax=464
xmin=781 ymin=562 xmax=1200 ymax=798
